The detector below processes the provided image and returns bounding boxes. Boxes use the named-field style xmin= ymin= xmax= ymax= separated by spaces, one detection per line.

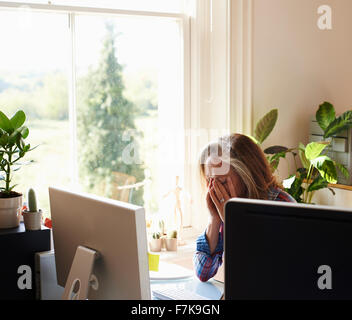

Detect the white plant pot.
xmin=165 ymin=238 xmax=178 ymax=251
xmin=23 ymin=209 xmax=42 ymax=231
xmin=0 ymin=193 xmax=22 ymax=229
xmin=149 ymin=238 xmax=162 ymax=252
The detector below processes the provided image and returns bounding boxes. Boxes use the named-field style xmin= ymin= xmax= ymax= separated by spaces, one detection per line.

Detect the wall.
xmin=252 ymin=0 xmax=352 ymax=207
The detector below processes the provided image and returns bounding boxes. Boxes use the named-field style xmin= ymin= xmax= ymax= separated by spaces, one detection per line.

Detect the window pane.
xmin=0 ymin=10 xmax=70 ymax=218
xmin=75 ymin=15 xmax=184 ymax=228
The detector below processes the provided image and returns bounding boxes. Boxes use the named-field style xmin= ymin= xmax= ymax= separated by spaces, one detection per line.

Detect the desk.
xmin=37 ymin=250 xmax=224 ymax=300
xmin=151 ymin=277 xmax=224 ymax=300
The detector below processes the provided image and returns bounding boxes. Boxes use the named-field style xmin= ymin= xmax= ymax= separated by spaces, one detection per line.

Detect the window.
xmin=0 ymin=10 xmax=71 ymax=215
xmin=0 ymin=2 xmax=188 ymax=231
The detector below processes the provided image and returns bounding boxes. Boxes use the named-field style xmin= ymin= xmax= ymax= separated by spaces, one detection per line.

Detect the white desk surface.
xmin=151 ymin=277 xmax=224 ymax=300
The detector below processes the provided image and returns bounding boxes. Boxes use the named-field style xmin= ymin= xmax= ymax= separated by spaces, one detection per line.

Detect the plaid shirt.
xmin=193 ymin=187 xmax=296 ymax=282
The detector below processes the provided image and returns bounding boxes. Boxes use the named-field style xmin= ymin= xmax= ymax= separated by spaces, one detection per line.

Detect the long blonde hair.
xmin=199 ymin=133 xmax=279 ymax=200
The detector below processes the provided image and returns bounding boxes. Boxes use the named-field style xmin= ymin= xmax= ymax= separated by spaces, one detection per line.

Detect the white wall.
xmin=252 ymin=0 xmax=352 ymax=207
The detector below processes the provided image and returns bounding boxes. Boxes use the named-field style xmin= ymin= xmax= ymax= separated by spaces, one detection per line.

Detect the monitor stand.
xmin=62 ymin=245 xmax=100 ymax=300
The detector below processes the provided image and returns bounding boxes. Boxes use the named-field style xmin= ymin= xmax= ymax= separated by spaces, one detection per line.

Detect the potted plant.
xmin=149 ymin=232 xmax=162 ymax=252
xmin=23 ymin=188 xmax=42 ymax=231
xmin=0 ymin=110 xmax=33 ymax=229
xmin=165 ymin=230 xmax=178 ymax=251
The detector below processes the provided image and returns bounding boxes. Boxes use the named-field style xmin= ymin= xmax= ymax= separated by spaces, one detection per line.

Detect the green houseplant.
xmin=0 ymin=110 xmax=33 ymax=229
xmin=23 ymin=188 xmax=42 ymax=231
xmin=249 ymin=105 xmax=349 ymax=204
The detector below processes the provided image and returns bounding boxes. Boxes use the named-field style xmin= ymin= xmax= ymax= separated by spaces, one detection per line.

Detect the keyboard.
xmin=152 ymin=288 xmax=211 ymax=300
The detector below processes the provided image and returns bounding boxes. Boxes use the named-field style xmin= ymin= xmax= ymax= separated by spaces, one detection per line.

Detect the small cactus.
xmin=167 ymin=230 xmax=177 ymax=239
xmin=27 ymin=188 xmax=38 ymax=212
xmin=152 ymin=232 xmax=161 ymax=240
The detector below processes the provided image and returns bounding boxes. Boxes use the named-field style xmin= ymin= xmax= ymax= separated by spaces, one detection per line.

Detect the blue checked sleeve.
xmin=193 ymin=224 xmax=224 ymax=282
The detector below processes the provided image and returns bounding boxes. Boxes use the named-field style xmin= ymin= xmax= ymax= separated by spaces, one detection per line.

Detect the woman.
xmin=193 ymin=133 xmax=295 ymax=282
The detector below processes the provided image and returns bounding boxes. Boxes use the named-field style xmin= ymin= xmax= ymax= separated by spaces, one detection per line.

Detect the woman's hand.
xmin=209 ymin=177 xmax=237 ymax=221
xmin=206 ymin=186 xmax=221 ymax=223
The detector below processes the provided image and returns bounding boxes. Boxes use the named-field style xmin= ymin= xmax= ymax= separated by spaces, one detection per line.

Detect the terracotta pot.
xmin=0 ymin=193 xmax=22 ymax=229
xmin=149 ymin=238 xmax=162 ymax=252
xmin=23 ymin=209 xmax=42 ymax=231
xmin=165 ymin=238 xmax=178 ymax=251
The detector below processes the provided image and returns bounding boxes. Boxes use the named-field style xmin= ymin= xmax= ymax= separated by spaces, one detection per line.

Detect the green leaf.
xmin=270 ymin=151 xmax=287 ymax=162
xmin=253 ymin=109 xmax=278 ymax=144
xmin=298 ymin=143 xmax=310 ymax=169
xmin=10 ymin=110 xmax=26 ymax=130
xmin=9 ymin=184 xmax=18 ymax=191
xmin=324 ymin=110 xmax=352 ymax=138
xmin=311 ymin=156 xmax=337 ymax=184
xmin=20 ymin=126 xmax=29 ymax=139
xmin=316 ymin=102 xmax=335 ymax=131
xmin=335 ymin=162 xmax=349 ymax=179
xmin=0 ymin=111 xmax=13 ymax=133
xmin=23 ymin=144 xmax=30 ymax=152
xmin=305 ymin=141 xmax=330 ymax=160
xmin=0 ymin=133 xmax=9 ymax=147
xmin=307 ymin=175 xmax=328 ymax=192
xmin=8 ymin=129 xmax=20 ymax=146
xmin=264 ymin=145 xmax=289 ymax=155
xmin=15 ymin=136 xmax=25 ymax=150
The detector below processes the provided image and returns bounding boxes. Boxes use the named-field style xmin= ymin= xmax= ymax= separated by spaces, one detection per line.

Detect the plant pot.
xmin=149 ymin=238 xmax=162 ymax=252
xmin=23 ymin=209 xmax=42 ymax=231
xmin=0 ymin=193 xmax=22 ymax=229
xmin=161 ymin=236 xmax=166 ymax=249
xmin=165 ymin=238 xmax=178 ymax=251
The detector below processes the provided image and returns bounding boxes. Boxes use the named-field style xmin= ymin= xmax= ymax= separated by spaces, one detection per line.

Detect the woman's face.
xmin=204 ymin=155 xmax=246 ymax=198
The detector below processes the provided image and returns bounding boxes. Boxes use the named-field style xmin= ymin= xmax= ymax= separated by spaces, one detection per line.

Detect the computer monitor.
xmin=49 ymin=186 xmax=151 ymax=300
xmin=224 ymin=198 xmax=352 ymax=300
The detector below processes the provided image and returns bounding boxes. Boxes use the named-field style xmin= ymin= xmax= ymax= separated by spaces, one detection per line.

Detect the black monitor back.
xmin=224 ymin=199 xmax=352 ymax=300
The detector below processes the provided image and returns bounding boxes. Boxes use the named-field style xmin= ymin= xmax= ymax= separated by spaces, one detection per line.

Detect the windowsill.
xmin=157 ymin=233 xmax=198 ymax=271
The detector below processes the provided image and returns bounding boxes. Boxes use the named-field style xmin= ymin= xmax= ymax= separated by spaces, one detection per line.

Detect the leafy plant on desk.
xmin=0 ymin=110 xmax=34 ymax=196
xmin=283 ymin=141 xmax=349 ymax=203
